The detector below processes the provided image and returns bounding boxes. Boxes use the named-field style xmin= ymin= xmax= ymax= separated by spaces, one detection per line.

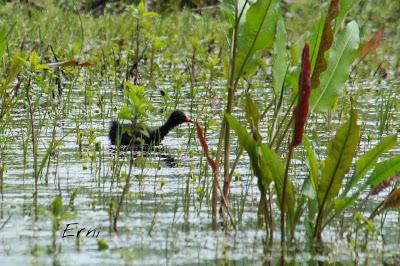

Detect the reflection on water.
xmin=0 ymin=79 xmax=400 ymax=265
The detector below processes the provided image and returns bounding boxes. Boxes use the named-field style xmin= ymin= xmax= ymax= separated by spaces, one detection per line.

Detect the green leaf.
xmin=367 ymin=155 xmax=400 ymax=187
xmin=234 ymin=0 xmax=280 ymax=78
xmin=310 ymin=0 xmax=339 ymax=88
xmin=317 ymin=109 xmax=360 ymax=208
xmin=226 ymin=114 xmax=295 ymax=222
xmin=309 ymin=15 xmax=326 ymax=74
xmin=51 ymin=195 xmax=63 ymax=217
xmin=118 ymin=106 xmax=133 ymax=120
xmin=138 ymin=0 xmax=145 ymax=15
xmin=0 ymin=29 xmax=6 ymax=59
xmin=143 ymin=11 xmax=159 ymax=17
xmin=244 ymin=93 xmax=262 ymax=141
xmin=60 ymin=212 xmax=76 ymax=221
xmin=303 ymin=135 xmax=319 ymax=191
xmin=310 ymin=21 xmax=360 ymax=113
xmin=259 ymin=142 xmax=296 ymax=227
xmin=272 ymin=17 xmax=288 ymax=97
xmin=345 ymin=135 xmax=397 ymax=194
xmin=29 ymin=51 xmax=39 ymax=67
xmin=334 ymin=195 xmax=353 ymax=212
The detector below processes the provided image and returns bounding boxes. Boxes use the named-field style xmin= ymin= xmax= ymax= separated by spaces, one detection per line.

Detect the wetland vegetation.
xmin=0 ymin=0 xmax=399 ymax=265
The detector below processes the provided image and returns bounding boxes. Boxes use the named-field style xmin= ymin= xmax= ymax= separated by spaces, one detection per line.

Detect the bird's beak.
xmin=185 ymin=116 xmax=193 ymax=123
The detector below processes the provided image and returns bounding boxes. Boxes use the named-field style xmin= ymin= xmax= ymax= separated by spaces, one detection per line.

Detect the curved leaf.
xmin=367 ymin=155 xmax=400 ymax=187
xmin=272 ymin=17 xmax=288 ymax=97
xmin=344 ymin=135 xmax=397 ymax=194
xmin=310 ymin=21 xmax=360 ymax=113
xmin=318 ymin=109 xmax=360 ymax=208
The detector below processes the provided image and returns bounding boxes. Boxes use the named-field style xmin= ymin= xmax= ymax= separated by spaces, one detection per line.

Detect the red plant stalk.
xmin=195 ymin=122 xmax=219 ymax=231
xmin=292 ymin=43 xmax=312 ymax=147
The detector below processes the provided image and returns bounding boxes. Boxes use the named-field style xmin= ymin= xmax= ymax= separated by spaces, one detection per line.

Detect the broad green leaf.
xmin=272 ymin=17 xmax=288 ymax=97
xmin=310 ymin=21 xmax=360 ymax=113
xmin=344 ymin=135 xmax=397 ymax=194
xmin=234 ymin=0 xmax=280 ymax=78
xmin=303 ymin=135 xmax=319 ymax=190
xmin=367 ymin=155 xmax=400 ymax=186
xmin=318 ymin=109 xmax=360 ymax=208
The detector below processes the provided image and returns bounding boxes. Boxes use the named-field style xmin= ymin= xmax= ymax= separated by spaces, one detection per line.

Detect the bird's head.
xmin=168 ymin=110 xmax=192 ymax=126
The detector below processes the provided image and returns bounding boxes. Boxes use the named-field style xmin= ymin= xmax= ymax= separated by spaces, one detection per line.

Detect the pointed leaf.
xmin=318 ymin=109 xmax=360 ymax=208
xmin=367 ymin=155 xmax=400 ymax=187
xmin=310 ymin=21 xmax=360 ymax=113
xmin=272 ymin=17 xmax=288 ymax=97
xmin=345 ymin=135 xmax=397 ymax=193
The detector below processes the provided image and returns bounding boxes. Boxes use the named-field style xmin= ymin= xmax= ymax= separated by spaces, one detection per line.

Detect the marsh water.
xmin=1 ymin=76 xmax=400 ymax=265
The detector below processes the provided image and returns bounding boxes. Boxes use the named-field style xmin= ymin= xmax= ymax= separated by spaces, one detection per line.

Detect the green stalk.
xmin=25 ymin=78 xmax=39 ymax=220
xmin=280 ymin=143 xmax=294 ymax=249
xmin=113 ymin=151 xmax=134 ymax=232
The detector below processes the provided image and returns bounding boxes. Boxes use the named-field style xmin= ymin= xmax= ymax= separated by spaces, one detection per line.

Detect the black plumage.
xmin=109 ymin=110 xmax=191 ymax=147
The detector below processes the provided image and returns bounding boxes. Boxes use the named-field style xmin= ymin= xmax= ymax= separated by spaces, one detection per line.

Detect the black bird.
xmin=109 ymin=110 xmax=192 ymax=147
